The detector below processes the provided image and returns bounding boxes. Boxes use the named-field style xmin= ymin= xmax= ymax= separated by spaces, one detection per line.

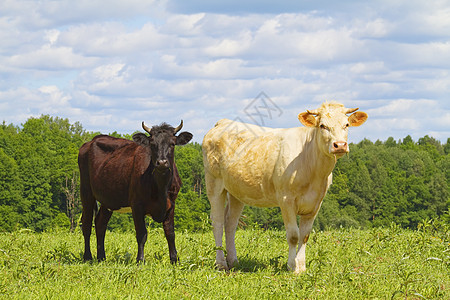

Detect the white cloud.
xmin=0 ymin=0 xmax=163 ymax=29
xmin=58 ymin=22 xmax=172 ymax=57
xmin=164 ymin=13 xmax=206 ymax=35
xmin=8 ymin=45 xmax=98 ymax=70
xmin=0 ymin=0 xmax=449 ymax=143
xmin=205 ymin=36 xmax=252 ymax=57
xmin=0 ymin=85 xmax=81 ymax=126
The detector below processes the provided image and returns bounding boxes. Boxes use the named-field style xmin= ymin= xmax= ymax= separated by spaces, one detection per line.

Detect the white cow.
xmin=202 ymin=102 xmax=367 ymax=273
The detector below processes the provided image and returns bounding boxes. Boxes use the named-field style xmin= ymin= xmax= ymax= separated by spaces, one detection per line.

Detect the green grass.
xmin=0 ymin=222 xmax=448 ymax=299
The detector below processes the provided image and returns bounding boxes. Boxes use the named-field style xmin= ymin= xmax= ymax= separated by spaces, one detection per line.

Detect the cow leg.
xmin=81 ymin=209 xmax=94 ymax=261
xmin=95 ymin=205 xmax=113 ymax=261
xmin=162 ymin=205 xmax=178 ymax=264
xmin=205 ymin=173 xmax=228 ymax=270
xmin=224 ymin=194 xmax=244 ymax=268
xmin=80 ymin=180 xmax=95 ymax=261
xmin=294 ymin=215 xmax=315 ymax=274
xmin=132 ymin=209 xmax=147 ymax=263
xmin=280 ymin=201 xmax=300 ymax=272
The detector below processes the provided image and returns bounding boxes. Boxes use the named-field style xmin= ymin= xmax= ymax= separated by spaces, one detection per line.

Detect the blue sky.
xmin=1 ymin=0 xmax=449 ymax=143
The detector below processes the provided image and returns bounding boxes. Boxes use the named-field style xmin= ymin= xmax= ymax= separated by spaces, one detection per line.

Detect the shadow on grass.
xmin=44 ymin=244 xmax=287 ymax=274
xmin=228 ymin=256 xmax=287 ymax=273
xmin=44 ymin=246 xmax=136 ymax=265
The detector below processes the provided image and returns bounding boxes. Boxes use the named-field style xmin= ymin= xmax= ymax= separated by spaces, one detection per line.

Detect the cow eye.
xmin=320 ymin=124 xmax=328 ymax=131
xmin=344 ymin=123 xmax=349 ymax=129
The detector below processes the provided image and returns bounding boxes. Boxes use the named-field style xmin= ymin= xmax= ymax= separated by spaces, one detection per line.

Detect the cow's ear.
xmin=176 ymin=132 xmax=193 ymax=145
xmin=133 ymin=133 xmax=150 ymax=146
xmin=348 ymin=111 xmax=368 ymax=127
xmin=298 ymin=112 xmax=316 ymax=127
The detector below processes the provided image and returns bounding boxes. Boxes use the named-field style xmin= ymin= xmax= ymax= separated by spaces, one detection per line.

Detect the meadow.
xmin=0 ymin=219 xmax=448 ymax=299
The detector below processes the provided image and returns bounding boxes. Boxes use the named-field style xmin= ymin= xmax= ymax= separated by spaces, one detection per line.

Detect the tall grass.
xmin=0 ymin=221 xmax=448 ymax=299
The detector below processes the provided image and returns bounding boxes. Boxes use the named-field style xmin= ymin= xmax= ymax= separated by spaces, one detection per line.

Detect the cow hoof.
xmin=83 ymin=254 xmax=93 ymax=262
xmin=287 ymin=262 xmax=295 ymax=272
xmin=216 ymin=261 xmax=229 ymax=271
xmin=293 ymin=264 xmax=306 ymax=274
xmin=226 ymin=259 xmax=239 ymax=269
xmin=136 ymin=258 xmax=145 ymax=265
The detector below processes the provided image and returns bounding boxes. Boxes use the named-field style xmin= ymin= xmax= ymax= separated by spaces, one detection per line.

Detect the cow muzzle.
xmin=331 ymin=141 xmax=348 ymax=154
xmin=156 ymin=159 xmax=170 ymax=170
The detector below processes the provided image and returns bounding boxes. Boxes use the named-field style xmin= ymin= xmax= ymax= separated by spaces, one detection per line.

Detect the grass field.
xmin=0 ymin=221 xmax=448 ymax=299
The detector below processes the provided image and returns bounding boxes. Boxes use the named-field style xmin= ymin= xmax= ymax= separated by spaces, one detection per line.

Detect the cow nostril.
xmin=158 ymin=159 xmax=168 ymax=167
xmin=332 ymin=142 xmax=348 ymax=152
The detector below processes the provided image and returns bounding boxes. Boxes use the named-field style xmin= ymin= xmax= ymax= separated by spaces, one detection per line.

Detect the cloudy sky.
xmin=1 ymin=0 xmax=449 ymax=143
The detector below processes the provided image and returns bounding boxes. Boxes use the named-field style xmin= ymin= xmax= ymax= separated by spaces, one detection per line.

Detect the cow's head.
xmin=298 ymin=102 xmax=367 ymax=158
xmin=132 ymin=120 xmax=193 ymax=171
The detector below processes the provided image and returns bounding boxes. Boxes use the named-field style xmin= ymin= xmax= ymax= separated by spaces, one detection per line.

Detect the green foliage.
xmin=0 ymin=226 xmax=447 ymax=299
xmin=107 ymin=213 xmax=135 ymax=232
xmin=0 ymin=205 xmax=20 ymax=232
xmin=315 ymin=135 xmax=450 ymax=230
xmin=173 ymin=143 xmax=211 ymax=231
xmin=0 ymin=116 xmax=89 ymax=232
xmin=242 ymin=206 xmax=284 ymax=229
xmin=0 ymin=115 xmax=448 ymax=232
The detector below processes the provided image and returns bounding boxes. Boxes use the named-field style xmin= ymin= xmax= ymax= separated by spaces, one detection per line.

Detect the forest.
xmin=0 ymin=115 xmax=448 ymax=232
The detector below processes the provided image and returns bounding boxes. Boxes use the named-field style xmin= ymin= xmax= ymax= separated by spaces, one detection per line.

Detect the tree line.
xmin=0 ymin=116 xmax=448 ymax=232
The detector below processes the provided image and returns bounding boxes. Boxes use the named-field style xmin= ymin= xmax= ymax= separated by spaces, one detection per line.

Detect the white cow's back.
xmin=202 ymin=118 xmax=319 ymax=208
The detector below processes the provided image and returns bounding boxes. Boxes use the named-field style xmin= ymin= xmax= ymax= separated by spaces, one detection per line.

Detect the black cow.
xmin=78 ymin=121 xmax=192 ymax=263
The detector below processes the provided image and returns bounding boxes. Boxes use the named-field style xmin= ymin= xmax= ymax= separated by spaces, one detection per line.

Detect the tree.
xmin=172 ymin=143 xmax=210 ymax=230
xmin=0 ymin=115 xmax=448 ymax=232
xmin=444 ymin=138 xmax=450 ymax=155
xmin=63 ymin=171 xmax=81 ymax=232
xmin=0 ymin=148 xmax=21 ymax=231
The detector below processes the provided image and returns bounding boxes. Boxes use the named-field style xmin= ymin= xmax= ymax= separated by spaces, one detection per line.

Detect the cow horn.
xmin=174 ymin=120 xmax=183 ymax=134
xmin=345 ymin=108 xmax=359 ymax=114
xmin=142 ymin=121 xmax=152 ymax=134
xmin=307 ymin=109 xmax=319 ymax=115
